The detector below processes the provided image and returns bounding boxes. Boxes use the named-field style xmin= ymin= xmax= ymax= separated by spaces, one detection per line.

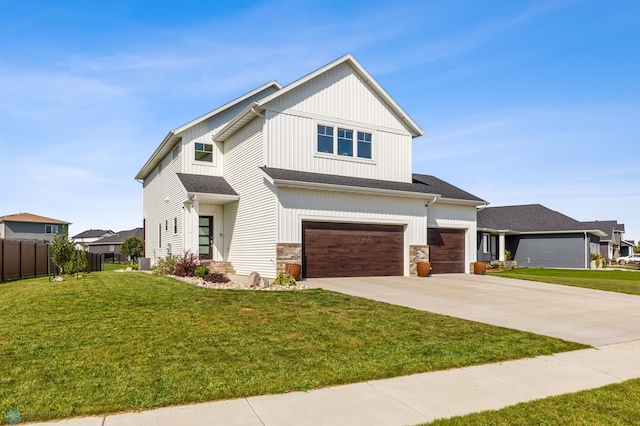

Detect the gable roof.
xmin=478 ymin=204 xmax=606 ymax=235
xmin=0 ymin=212 xmax=69 ymax=225
xmin=135 ymin=80 xmax=282 ymax=181
xmin=260 ymin=167 xmax=484 ymax=204
xmin=177 ymin=173 xmax=238 ymax=196
xmin=214 ymin=54 xmax=424 ymax=142
xmin=87 ymin=228 xmax=143 ymax=245
xmin=72 ymin=229 xmax=114 ymax=239
xmin=581 ymin=220 xmax=625 ymax=241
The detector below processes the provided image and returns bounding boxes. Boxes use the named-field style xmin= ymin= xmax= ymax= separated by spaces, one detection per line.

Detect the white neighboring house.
xmin=72 ymin=229 xmax=115 ymax=250
xmin=136 ymin=54 xmax=486 ymax=278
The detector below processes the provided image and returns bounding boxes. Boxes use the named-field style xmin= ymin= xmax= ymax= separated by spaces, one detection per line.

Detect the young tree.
xmin=50 ymin=231 xmax=75 ymax=275
xmin=121 ymin=236 xmax=144 ymax=263
xmin=635 ymin=241 xmax=640 ymax=254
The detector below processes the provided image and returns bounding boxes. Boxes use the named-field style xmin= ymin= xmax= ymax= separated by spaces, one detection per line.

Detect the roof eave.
xmin=135 ymin=131 xmax=178 ymax=180
xmin=435 ymin=197 xmax=488 ymax=207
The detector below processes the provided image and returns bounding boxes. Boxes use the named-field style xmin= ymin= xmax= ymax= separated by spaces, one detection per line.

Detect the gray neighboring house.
xmin=620 ymin=240 xmax=635 ymax=257
xmin=477 ymin=204 xmax=606 ymax=269
xmin=72 ymin=229 xmax=115 ymax=250
xmin=87 ymin=228 xmax=143 ymax=262
xmin=581 ymin=220 xmax=625 ymax=260
xmin=0 ymin=212 xmax=70 ymax=242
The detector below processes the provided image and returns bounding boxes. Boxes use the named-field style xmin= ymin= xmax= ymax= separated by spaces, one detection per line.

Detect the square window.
xmin=195 ymin=142 xmax=213 ymax=162
xmin=357 ymin=131 xmax=372 ymax=159
xmin=45 ymin=225 xmax=58 ymax=234
xmin=337 ymin=128 xmax=353 ymax=156
xmin=317 ymin=125 xmax=334 ymax=153
xmin=109 ymin=245 xmax=115 ymax=252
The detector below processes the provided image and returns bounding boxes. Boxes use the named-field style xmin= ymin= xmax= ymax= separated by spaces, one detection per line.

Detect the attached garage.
xmin=302 ymin=221 xmax=404 ymax=278
xmin=428 ymin=228 xmax=466 ymax=274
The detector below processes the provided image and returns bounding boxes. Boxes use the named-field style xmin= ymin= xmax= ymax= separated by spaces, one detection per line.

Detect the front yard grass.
xmin=495 ymin=268 xmax=640 ymax=295
xmin=1 ymin=272 xmax=585 ymax=423
xmin=428 ymin=378 xmax=640 ymax=425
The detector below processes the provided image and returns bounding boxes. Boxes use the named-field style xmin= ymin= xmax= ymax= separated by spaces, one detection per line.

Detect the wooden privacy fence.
xmin=0 ymin=239 xmax=102 ymax=281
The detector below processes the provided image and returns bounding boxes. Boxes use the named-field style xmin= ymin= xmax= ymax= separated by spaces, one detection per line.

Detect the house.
xmin=581 ymin=220 xmax=625 ymax=260
xmin=620 ymin=240 xmax=635 ymax=258
xmin=72 ymin=229 xmax=115 ymax=250
xmin=136 ymin=54 xmax=486 ymax=278
xmin=477 ymin=204 xmax=606 ymax=269
xmin=0 ymin=212 xmax=70 ymax=242
xmin=87 ymin=228 xmax=143 ymax=262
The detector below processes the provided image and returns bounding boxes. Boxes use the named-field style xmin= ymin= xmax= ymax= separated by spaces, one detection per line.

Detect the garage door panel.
xmin=303 ymin=222 xmax=404 ymax=278
xmin=428 ymin=228 xmax=465 ymax=274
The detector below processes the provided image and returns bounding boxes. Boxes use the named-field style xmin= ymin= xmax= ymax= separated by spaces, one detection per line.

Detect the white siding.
xmin=266 ymin=62 xmax=408 ymax=131
xmin=428 ymin=202 xmax=478 ymax=273
xmin=142 ymin=148 xmax=186 ymax=265
xmin=223 ymin=117 xmax=277 ymax=277
xmin=276 ymin=188 xmax=428 ymax=276
xmin=265 ymin=111 xmax=413 ymax=182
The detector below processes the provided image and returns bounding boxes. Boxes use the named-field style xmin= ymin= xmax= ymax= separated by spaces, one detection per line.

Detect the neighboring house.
xmin=72 ymin=229 xmax=115 ymax=250
xmin=87 ymin=228 xmax=143 ymax=262
xmin=620 ymin=240 xmax=635 ymax=257
xmin=581 ymin=220 xmax=625 ymax=260
xmin=0 ymin=212 xmax=70 ymax=242
xmin=477 ymin=204 xmax=606 ymax=269
xmin=136 ymin=54 xmax=486 ymax=278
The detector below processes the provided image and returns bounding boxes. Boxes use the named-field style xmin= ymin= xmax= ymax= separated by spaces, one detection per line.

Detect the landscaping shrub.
xmin=194 ymin=265 xmax=210 ymax=278
xmin=174 ymin=251 xmax=198 ymax=277
xmin=154 ymin=254 xmax=178 ymax=275
xmin=204 ymin=272 xmax=231 ymax=283
xmin=273 ymin=272 xmax=296 ymax=286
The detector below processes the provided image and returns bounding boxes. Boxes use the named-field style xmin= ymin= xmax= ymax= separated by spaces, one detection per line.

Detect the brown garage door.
xmin=428 ymin=228 xmax=465 ymax=274
xmin=303 ymin=221 xmax=404 ymax=278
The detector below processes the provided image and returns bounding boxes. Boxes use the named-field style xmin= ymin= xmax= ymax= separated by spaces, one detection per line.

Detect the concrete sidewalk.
xmin=27 ymin=340 xmax=640 ymax=425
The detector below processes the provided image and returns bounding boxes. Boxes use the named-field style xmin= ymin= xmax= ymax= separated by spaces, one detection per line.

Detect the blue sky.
xmin=1 ymin=0 xmax=639 ymax=242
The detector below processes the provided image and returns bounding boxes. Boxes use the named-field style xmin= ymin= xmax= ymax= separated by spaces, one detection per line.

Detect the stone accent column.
xmin=276 ymin=243 xmax=302 ymax=273
xmin=409 ymin=245 xmax=429 ymax=276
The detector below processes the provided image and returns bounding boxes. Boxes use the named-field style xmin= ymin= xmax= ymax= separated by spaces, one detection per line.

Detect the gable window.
xmin=109 ymin=245 xmax=115 ymax=252
xmin=317 ymin=125 xmax=333 ymax=153
xmin=357 ymin=131 xmax=372 ymax=159
xmin=195 ymin=142 xmax=213 ymax=162
xmin=172 ymin=145 xmax=180 ymax=161
xmin=45 ymin=225 xmax=58 ymax=234
xmin=157 ymin=162 xmax=163 ymax=175
xmin=482 ymin=233 xmax=490 ymax=254
xmin=337 ymin=128 xmax=353 ymax=156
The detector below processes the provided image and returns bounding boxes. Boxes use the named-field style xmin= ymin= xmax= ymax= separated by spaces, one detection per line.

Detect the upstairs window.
xmin=195 ymin=142 xmax=213 ymax=162
xmin=172 ymin=145 xmax=180 ymax=161
xmin=337 ymin=128 xmax=353 ymax=156
xmin=317 ymin=125 xmax=333 ymax=153
xmin=45 ymin=225 xmax=58 ymax=234
xmin=317 ymin=124 xmax=372 ymax=159
xmin=357 ymin=131 xmax=372 ymax=159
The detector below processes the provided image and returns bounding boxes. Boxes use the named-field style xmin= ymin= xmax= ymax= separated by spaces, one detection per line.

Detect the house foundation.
xmin=276 ymin=243 xmax=302 ymax=274
xmin=409 ymin=245 xmax=429 ymax=276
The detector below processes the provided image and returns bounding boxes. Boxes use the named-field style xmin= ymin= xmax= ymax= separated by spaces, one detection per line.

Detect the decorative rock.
xmin=53 ymin=276 xmax=64 ymax=282
xmin=125 ymin=267 xmax=133 ymax=272
xmin=260 ymin=278 xmax=270 ymax=288
xmin=247 ymin=272 xmax=261 ymax=287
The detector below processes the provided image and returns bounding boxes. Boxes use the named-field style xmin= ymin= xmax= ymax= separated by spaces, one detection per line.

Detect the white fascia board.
xmin=211 ymin=102 xmax=261 ymax=142
xmin=520 ymin=229 xmax=608 ymax=237
xmin=268 ymin=177 xmax=439 ymax=200
xmin=135 ymin=131 xmax=178 ymax=180
xmin=255 ymin=54 xmax=424 ymax=137
xmin=477 ymin=228 xmax=520 ymax=235
xmin=435 ymin=197 xmax=488 ymax=207
xmin=187 ymin=192 xmax=240 ymax=204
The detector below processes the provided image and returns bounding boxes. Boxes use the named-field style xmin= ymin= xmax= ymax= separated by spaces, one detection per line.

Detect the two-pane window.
xmin=195 ymin=142 xmax=213 ymax=162
xmin=317 ymin=125 xmax=372 ymax=159
xmin=45 ymin=225 xmax=58 ymax=234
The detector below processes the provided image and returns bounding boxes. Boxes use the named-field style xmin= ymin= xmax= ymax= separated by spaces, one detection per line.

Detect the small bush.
xmin=194 ymin=266 xmax=210 ymax=279
xmin=273 ymin=272 xmax=296 ymax=286
xmin=204 ymin=272 xmax=231 ymax=283
xmin=174 ymin=251 xmax=199 ymax=277
xmin=155 ymin=254 xmax=178 ymax=275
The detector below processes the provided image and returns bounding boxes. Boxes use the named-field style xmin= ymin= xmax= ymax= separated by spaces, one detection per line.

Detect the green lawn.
xmin=0 ymin=271 xmax=585 ymax=423
xmin=428 ymin=378 xmax=640 ymax=425
xmin=495 ymin=268 xmax=640 ymax=295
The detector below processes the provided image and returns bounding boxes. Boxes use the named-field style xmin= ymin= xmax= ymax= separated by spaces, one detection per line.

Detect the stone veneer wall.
xmin=276 ymin=243 xmax=302 ymax=273
xmin=409 ymin=245 xmax=429 ymax=276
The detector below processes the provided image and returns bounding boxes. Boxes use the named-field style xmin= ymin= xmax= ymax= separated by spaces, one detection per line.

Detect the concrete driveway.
xmin=306 ymin=274 xmax=640 ymax=346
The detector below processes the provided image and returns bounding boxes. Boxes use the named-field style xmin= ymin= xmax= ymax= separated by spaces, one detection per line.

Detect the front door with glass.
xmin=198 ymin=216 xmax=213 ymax=260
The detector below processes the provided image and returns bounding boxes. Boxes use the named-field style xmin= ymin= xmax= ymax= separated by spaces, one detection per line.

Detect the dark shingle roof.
xmin=87 ymin=228 xmax=143 ymax=245
xmin=260 ymin=167 xmax=485 ymax=202
xmin=177 ymin=173 xmax=238 ymax=196
xmin=581 ymin=220 xmax=624 ymax=241
xmin=478 ymin=204 xmax=598 ymax=233
xmin=72 ymin=229 xmax=114 ymax=239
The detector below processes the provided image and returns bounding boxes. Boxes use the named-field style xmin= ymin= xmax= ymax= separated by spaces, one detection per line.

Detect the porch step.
xmin=200 ymin=261 xmax=236 ymax=275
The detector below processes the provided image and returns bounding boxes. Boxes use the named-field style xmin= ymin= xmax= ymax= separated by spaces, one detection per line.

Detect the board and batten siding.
xmin=223 ymin=117 xmax=277 ymax=277
xmin=276 ymin=187 xmax=428 ymax=276
xmin=427 ymin=202 xmax=478 ymax=273
xmin=142 ymin=147 xmax=185 ymax=264
xmin=264 ymin=110 xmax=412 ymax=182
xmin=507 ymin=233 xmax=588 ymax=269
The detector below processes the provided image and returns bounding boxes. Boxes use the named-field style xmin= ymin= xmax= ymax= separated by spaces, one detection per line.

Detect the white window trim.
xmin=193 ymin=140 xmax=216 ymax=165
xmin=314 ymin=121 xmax=376 ymax=164
xmin=482 ymin=233 xmax=490 ymax=254
xmin=45 ymin=224 xmax=58 ymax=234
xmin=172 ymin=144 xmax=181 ymax=162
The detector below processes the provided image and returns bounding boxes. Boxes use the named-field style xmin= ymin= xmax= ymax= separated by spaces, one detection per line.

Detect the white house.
xmin=136 ymin=54 xmax=486 ymax=278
